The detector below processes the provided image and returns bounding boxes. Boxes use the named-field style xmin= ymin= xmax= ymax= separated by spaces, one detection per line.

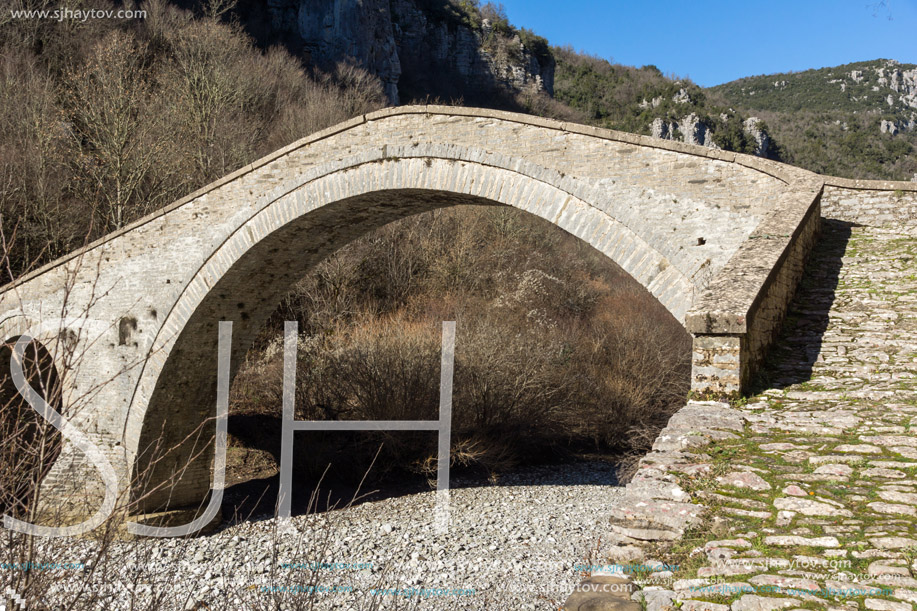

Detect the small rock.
xmin=867 ymin=502 xmax=916 ymax=516
xmin=870 ymin=537 xmax=917 ymax=550
xmin=680 ymin=600 xmax=730 ymax=611
xmin=764 ymin=535 xmax=839 ymax=547
xmin=867 ymin=561 xmax=910 ymax=577
xmin=718 ymin=472 xmax=772 ymax=491
xmin=705 ymin=539 xmax=752 ymax=549
xmin=610 ymin=524 xmax=681 ymax=541
xmin=834 ymin=444 xmax=882 ymax=454
xmin=748 ymin=574 xmax=820 ymax=593
xmin=862 ymin=468 xmax=905 ymax=479
xmin=776 ymin=510 xmax=796 ymax=526
xmin=878 ymin=490 xmax=917 ymax=504
xmin=564 ymin=590 xmax=641 ymax=611
xmin=633 ymin=589 xmax=676 ymax=611
xmin=774 ymin=497 xmax=852 ymax=517
xmin=864 ymin=599 xmax=911 ymax=611
xmin=731 ymin=594 xmax=800 ymax=611
xmin=813 ymin=464 xmax=853 ymax=477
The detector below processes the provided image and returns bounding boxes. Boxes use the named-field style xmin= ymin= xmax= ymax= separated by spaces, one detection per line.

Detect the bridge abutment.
xmin=687 ymin=179 xmax=824 ymax=397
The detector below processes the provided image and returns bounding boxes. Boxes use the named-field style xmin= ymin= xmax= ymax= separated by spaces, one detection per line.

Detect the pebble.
xmin=7 ymin=462 xmax=625 ymax=609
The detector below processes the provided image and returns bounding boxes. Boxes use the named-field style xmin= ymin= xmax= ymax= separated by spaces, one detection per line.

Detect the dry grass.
xmin=0 ymin=0 xmax=386 ymax=280
xmin=230 ymin=206 xmax=691 ymax=486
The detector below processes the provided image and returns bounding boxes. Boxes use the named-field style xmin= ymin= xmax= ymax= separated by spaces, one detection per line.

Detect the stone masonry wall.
xmin=821 ymin=180 xmax=917 ymax=230
xmin=685 ymin=175 xmax=917 ymax=397
xmin=685 ymin=159 xmax=823 ymax=397
xmin=689 ymin=188 xmax=822 ymax=396
xmin=566 ymin=172 xmax=917 ymax=611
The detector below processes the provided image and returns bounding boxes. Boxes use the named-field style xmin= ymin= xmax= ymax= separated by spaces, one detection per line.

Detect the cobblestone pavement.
xmin=566 ymin=212 xmax=917 ymax=611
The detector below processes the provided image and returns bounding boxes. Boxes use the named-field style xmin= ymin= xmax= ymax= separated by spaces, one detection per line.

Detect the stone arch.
xmin=125 ymin=154 xmax=697 ymax=512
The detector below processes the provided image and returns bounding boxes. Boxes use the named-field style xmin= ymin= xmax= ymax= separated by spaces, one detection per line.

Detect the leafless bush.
xmin=0 ymin=0 xmax=386 ymax=280
xmin=514 ymin=86 xmax=588 ymax=122
xmin=231 ymin=206 xmax=691 ymax=486
xmin=62 ymin=30 xmax=178 ymax=233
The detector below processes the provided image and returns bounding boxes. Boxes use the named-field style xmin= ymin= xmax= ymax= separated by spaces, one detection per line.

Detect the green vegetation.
xmin=712 ymin=59 xmax=917 ymax=180
xmin=552 ymin=49 xmax=915 ymax=179
xmin=518 ymin=28 xmax=551 ymax=67
xmin=553 ymin=46 xmax=686 ymax=130
xmin=551 ymin=46 xmax=778 ymax=157
xmin=738 ymin=109 xmax=915 ymax=180
xmin=417 ymin=1 xmax=551 ymax=68
xmin=418 ymin=0 xmax=484 ymax=29
xmin=711 ymin=59 xmax=916 ymax=113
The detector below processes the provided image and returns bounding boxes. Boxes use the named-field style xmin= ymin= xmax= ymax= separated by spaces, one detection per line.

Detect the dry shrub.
xmin=0 ymin=1 xmax=386 ymax=280
xmin=63 ymin=29 xmax=177 ymax=232
xmin=231 ymin=206 xmax=691 ymax=485
xmin=514 ymin=85 xmax=587 ymax=122
xmin=0 ymin=50 xmax=82 ymax=273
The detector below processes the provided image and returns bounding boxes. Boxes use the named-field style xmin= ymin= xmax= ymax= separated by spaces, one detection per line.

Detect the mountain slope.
xmin=710 ymin=59 xmax=917 ymax=180
xmin=552 ymin=47 xmax=777 ymax=157
xmin=232 ymin=2 xmax=916 ymax=180
xmin=711 ymin=59 xmax=917 ymax=115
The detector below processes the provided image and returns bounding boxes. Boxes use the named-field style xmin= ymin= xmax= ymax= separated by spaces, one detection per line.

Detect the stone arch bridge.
xmin=0 ymin=105 xmax=859 ymax=524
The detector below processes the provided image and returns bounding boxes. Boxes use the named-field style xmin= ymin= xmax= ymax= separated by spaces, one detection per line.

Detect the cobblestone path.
xmin=566 ymin=211 xmax=917 ymax=611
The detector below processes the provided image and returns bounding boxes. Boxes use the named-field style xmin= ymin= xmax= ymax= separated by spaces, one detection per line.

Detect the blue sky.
xmin=494 ymin=0 xmax=917 ymax=86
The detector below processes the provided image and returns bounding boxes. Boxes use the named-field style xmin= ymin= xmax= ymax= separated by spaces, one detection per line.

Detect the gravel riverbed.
xmin=20 ymin=460 xmax=624 ymax=610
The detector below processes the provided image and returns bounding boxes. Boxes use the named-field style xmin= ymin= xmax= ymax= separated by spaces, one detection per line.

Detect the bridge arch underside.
xmin=129 ymin=157 xmax=701 ymax=513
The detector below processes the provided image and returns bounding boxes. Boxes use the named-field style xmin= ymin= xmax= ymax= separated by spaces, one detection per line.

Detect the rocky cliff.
xmin=713 ymin=59 xmax=917 ymax=137
xmin=710 ymin=58 xmax=917 ymax=180
xmin=256 ymin=0 xmax=554 ymax=104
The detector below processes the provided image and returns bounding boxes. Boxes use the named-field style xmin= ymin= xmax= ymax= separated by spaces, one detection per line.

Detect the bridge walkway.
xmin=565 ymin=201 xmax=917 ymax=610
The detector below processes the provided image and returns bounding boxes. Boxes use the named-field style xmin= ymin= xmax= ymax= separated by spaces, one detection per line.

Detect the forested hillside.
xmin=552 ymin=46 xmax=777 ymax=156
xmin=711 ymin=59 xmax=917 ymax=180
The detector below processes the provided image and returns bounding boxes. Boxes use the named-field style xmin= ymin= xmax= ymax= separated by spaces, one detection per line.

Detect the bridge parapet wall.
xmin=686 ymin=180 xmax=823 ymax=396
xmin=821 ymin=179 xmax=917 ymax=229
xmin=688 ymin=176 xmax=917 ymax=397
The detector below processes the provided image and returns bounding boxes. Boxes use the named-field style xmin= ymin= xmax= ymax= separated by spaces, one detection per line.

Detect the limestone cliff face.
xmin=743 ymin=117 xmax=771 ymax=157
xmin=876 ymin=62 xmax=917 ymax=107
xmin=265 ymin=0 xmax=401 ymax=100
xmin=263 ymin=0 xmax=554 ymax=104
xmin=650 ymin=115 xmax=722 ymax=150
xmin=713 ymin=59 xmax=917 ymax=139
